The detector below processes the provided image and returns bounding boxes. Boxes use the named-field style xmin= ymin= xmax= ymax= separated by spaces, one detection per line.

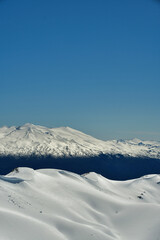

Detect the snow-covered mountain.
xmin=0 ymin=167 xmax=160 ymax=240
xmin=0 ymin=123 xmax=160 ymax=158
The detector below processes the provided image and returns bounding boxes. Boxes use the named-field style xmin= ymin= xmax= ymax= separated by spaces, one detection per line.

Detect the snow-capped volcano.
xmin=0 ymin=123 xmax=160 ymax=158
xmin=0 ymin=123 xmax=106 ymax=157
xmin=0 ymin=167 xmax=160 ymax=240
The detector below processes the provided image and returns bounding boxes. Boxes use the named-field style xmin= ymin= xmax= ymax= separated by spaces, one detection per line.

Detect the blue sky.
xmin=0 ymin=0 xmax=160 ymax=140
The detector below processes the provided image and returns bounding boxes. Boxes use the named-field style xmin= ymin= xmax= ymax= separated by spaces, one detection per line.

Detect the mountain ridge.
xmin=0 ymin=123 xmax=160 ymax=159
xmin=0 ymin=167 xmax=160 ymax=240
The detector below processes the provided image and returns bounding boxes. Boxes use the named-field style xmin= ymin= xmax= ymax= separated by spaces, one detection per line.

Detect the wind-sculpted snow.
xmin=0 ymin=123 xmax=160 ymax=158
xmin=0 ymin=167 xmax=160 ymax=240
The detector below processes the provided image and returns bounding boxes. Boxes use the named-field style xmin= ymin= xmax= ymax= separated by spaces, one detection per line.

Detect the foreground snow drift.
xmin=0 ymin=168 xmax=160 ymax=240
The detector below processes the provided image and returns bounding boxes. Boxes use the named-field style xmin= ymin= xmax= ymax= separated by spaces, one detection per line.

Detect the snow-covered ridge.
xmin=0 ymin=123 xmax=160 ymax=158
xmin=0 ymin=167 xmax=160 ymax=240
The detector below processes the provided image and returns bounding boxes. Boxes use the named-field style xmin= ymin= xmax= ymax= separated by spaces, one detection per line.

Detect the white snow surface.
xmin=0 ymin=167 xmax=160 ymax=240
xmin=0 ymin=123 xmax=160 ymax=158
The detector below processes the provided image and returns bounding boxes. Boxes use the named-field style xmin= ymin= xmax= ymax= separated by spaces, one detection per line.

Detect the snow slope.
xmin=0 ymin=123 xmax=160 ymax=158
xmin=0 ymin=167 xmax=160 ymax=240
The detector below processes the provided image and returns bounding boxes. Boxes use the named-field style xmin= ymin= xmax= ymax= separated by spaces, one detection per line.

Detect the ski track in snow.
xmin=0 ymin=167 xmax=160 ymax=240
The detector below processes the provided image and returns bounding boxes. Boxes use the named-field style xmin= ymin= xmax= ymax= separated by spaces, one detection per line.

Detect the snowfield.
xmin=0 ymin=123 xmax=160 ymax=158
xmin=0 ymin=167 xmax=160 ymax=240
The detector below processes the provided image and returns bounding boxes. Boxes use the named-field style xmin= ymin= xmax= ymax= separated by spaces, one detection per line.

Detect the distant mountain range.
xmin=0 ymin=123 xmax=160 ymax=158
xmin=0 ymin=123 xmax=160 ymax=179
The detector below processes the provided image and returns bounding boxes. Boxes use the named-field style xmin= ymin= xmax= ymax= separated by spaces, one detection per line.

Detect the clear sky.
xmin=0 ymin=0 xmax=160 ymax=140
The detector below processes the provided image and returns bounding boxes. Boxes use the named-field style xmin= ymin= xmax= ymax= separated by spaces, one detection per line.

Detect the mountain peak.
xmin=23 ymin=123 xmax=36 ymax=127
xmin=0 ymin=123 xmax=160 ymax=158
